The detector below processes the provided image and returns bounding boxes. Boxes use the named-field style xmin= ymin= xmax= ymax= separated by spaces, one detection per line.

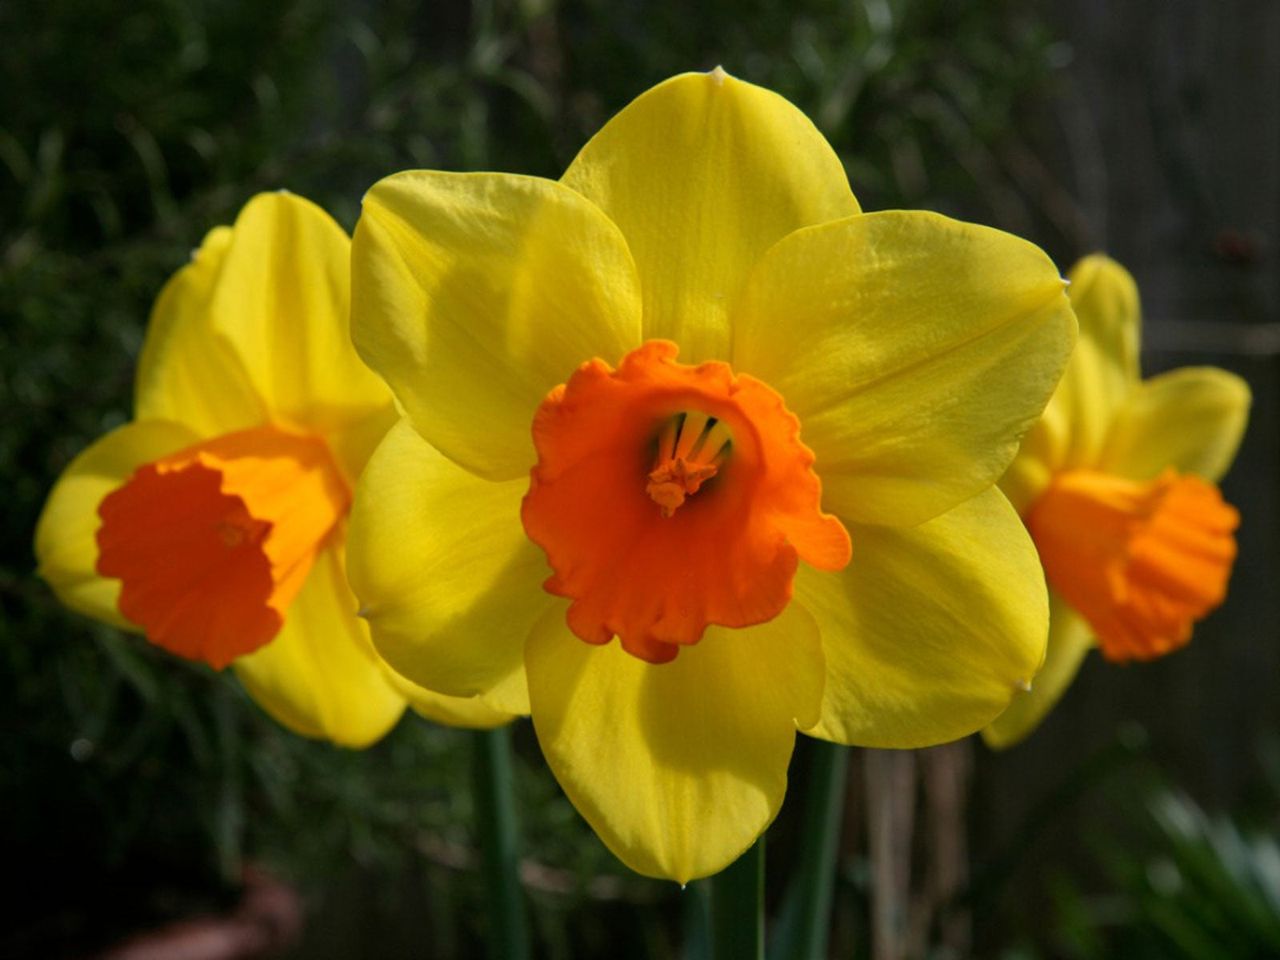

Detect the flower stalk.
xmin=710 ymin=838 xmax=764 ymax=960
xmin=471 ymin=726 xmax=530 ymax=960
xmin=772 ymin=740 xmax=849 ymax=960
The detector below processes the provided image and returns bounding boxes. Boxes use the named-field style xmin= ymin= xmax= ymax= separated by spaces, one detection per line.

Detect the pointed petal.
xmin=562 ymin=69 xmax=859 ymax=363
xmin=1099 ymin=367 xmax=1251 ymax=484
xmin=981 ymin=593 xmax=1094 ymax=749
xmin=526 ymin=602 xmax=823 ymax=883
xmin=352 ymin=172 xmax=643 ymax=481
xmin=733 ymin=211 xmax=1075 ymax=526
xmin=1069 ymin=255 xmax=1141 ymax=382
xmin=205 ymin=192 xmax=394 ymax=474
xmin=799 ymin=488 xmax=1048 ymax=747
xmin=233 ymin=543 xmax=406 ymax=748
xmin=345 ymin=419 xmax=545 ymax=712
xmin=35 ymin=419 xmax=200 ymax=629
xmin=1050 ymin=254 xmax=1142 ymax=466
xmin=134 ymin=226 xmax=265 ymax=436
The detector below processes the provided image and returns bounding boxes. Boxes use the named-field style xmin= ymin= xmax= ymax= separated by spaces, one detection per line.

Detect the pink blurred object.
xmin=92 ymin=867 xmax=302 ymax=960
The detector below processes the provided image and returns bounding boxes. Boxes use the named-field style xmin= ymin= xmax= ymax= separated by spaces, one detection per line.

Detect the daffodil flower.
xmin=35 ymin=192 xmax=510 ymax=746
xmin=347 ymin=69 xmax=1076 ymax=879
xmin=985 ymin=254 xmax=1250 ymax=748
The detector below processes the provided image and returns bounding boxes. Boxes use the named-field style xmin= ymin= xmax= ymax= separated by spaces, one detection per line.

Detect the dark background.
xmin=2 ymin=1 xmax=1277 ymax=957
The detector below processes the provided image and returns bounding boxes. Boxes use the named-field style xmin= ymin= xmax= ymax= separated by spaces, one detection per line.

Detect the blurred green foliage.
xmin=9 ymin=1 xmax=1248 ymax=958
xmin=1044 ymin=767 xmax=1280 ymax=960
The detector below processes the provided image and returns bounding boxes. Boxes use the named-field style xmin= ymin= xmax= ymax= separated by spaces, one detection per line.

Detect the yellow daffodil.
xmin=35 ymin=192 xmax=510 ymax=747
xmin=347 ymin=69 xmax=1076 ymax=879
xmin=985 ymin=254 xmax=1250 ymax=748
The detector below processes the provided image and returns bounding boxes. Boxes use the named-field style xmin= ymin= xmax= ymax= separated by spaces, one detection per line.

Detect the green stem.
xmin=710 ymin=838 xmax=765 ymax=960
xmin=772 ymin=740 xmax=850 ymax=960
xmin=471 ymin=726 xmax=530 ymax=960
xmin=683 ymin=879 xmax=713 ymax=960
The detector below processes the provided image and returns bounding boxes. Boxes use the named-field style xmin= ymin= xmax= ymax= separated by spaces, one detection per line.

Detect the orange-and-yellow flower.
xmin=985 ymin=254 xmax=1250 ymax=748
xmin=347 ymin=69 xmax=1076 ymax=879
xmin=35 ymin=192 xmax=510 ymax=746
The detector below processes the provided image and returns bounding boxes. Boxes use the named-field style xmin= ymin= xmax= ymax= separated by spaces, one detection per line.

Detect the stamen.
xmin=645 ymin=412 xmax=732 ymax=517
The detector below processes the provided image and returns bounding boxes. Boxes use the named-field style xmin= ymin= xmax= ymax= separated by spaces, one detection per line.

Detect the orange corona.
xmin=521 ymin=340 xmax=851 ymax=664
xmin=96 ymin=425 xmax=350 ymax=668
xmin=1027 ymin=468 xmax=1238 ymax=662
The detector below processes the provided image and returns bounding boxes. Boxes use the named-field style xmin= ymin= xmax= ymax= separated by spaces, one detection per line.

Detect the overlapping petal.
xmin=202 ymin=193 xmax=392 ymax=441
xmin=352 ymin=173 xmax=642 ymax=481
xmin=382 ymin=665 xmax=515 ymax=730
xmin=998 ymin=406 xmax=1070 ymax=515
xmin=346 ymin=419 xmax=546 ymax=715
xmin=35 ymin=419 xmax=200 ymax=629
xmin=525 ymin=602 xmax=823 ymax=882
xmin=134 ymin=227 xmax=265 ymax=437
xmin=233 ymin=543 xmax=406 ymax=748
xmin=796 ymin=488 xmax=1048 ymax=748
xmin=561 ymin=69 xmax=860 ymax=363
xmin=1098 ymin=367 xmax=1251 ymax=484
xmin=732 ymin=210 xmax=1075 ymax=526
xmin=981 ymin=594 xmax=1095 ymax=749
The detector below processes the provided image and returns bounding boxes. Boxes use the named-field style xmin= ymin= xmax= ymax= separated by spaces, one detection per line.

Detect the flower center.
xmin=521 ymin=340 xmax=850 ymax=664
xmin=645 ymin=411 xmax=732 ymax=517
xmin=96 ymin=425 xmax=350 ymax=668
xmin=1027 ymin=468 xmax=1238 ymax=662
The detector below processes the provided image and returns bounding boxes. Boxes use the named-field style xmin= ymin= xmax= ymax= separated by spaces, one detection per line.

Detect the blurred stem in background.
xmin=864 ymin=742 xmax=973 ymax=960
xmin=471 ymin=725 xmax=530 ymax=960
xmin=710 ymin=838 xmax=764 ymax=960
xmin=865 ymin=749 xmax=916 ymax=960
xmin=918 ymin=742 xmax=973 ymax=956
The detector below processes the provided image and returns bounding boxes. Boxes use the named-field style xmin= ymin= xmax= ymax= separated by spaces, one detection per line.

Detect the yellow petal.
xmin=205 ymin=192 xmax=394 ymax=478
xmin=352 ymin=172 xmax=643 ymax=481
xmin=562 ymin=68 xmax=859 ymax=363
xmin=346 ymin=419 xmax=544 ymax=712
xmin=1069 ymin=254 xmax=1141 ymax=376
xmin=35 ymin=419 xmax=201 ymax=629
xmin=134 ymin=226 xmax=266 ymax=436
xmin=798 ymin=487 xmax=1048 ymax=748
xmin=526 ymin=601 xmax=824 ymax=883
xmin=233 ymin=542 xmax=405 ymax=748
xmin=981 ymin=592 xmax=1094 ymax=749
xmin=1098 ymin=366 xmax=1251 ymax=484
xmin=381 ymin=664 xmax=515 ymax=730
xmin=1048 ymin=254 xmax=1143 ymax=468
xmin=733 ymin=210 xmax=1075 ymax=526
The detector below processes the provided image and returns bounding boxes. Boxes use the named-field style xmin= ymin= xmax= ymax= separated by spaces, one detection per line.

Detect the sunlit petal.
xmin=526 ymin=601 xmax=823 ymax=882
xmin=733 ymin=210 xmax=1075 ymax=526
xmin=352 ymin=172 xmax=642 ymax=481
xmin=563 ymin=69 xmax=859 ymax=362
xmin=799 ymin=488 xmax=1047 ymax=747
xmin=346 ymin=419 xmax=545 ymax=713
